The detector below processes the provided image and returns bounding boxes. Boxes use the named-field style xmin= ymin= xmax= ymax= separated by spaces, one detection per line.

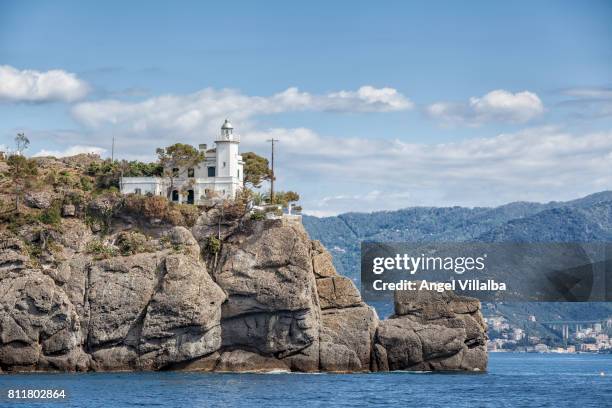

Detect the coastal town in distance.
xmin=484 ymin=305 xmax=612 ymax=354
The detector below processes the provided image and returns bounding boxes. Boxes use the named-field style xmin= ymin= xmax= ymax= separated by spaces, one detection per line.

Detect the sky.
xmin=1 ymin=0 xmax=611 ymax=216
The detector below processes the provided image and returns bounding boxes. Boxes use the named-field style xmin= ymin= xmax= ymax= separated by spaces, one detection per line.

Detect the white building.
xmin=512 ymin=328 xmax=525 ymax=341
xmin=120 ymin=119 xmax=244 ymax=204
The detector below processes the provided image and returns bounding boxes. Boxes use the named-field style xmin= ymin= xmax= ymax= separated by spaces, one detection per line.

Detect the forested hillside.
xmin=303 ymin=191 xmax=612 ymax=321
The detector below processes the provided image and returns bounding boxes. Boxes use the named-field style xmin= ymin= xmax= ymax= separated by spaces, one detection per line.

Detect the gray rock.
xmin=24 ymin=191 xmax=54 ymax=209
xmin=62 ymin=204 xmax=76 ymax=217
xmin=374 ymin=319 xmax=424 ymax=369
xmin=371 ymin=343 xmax=389 ymax=372
xmin=215 ymin=350 xmax=290 ymax=372
xmin=311 ymin=240 xmax=337 ymax=278
xmin=0 ymin=269 xmax=84 ymax=370
xmin=165 ymin=226 xmax=200 ymax=259
xmin=221 ymin=309 xmax=318 ymax=357
xmin=316 ymin=276 xmax=363 ymax=309
xmin=86 ymin=254 xmax=160 ymax=348
xmin=214 ymin=219 xmax=318 ymax=317
xmin=394 ymin=286 xmax=481 ymax=319
xmin=56 ymin=219 xmax=93 ymax=252
xmin=373 ymin=285 xmax=488 ymax=372
xmin=138 ymin=254 xmax=226 ymax=369
xmin=0 ymin=234 xmax=29 ymax=274
xmin=212 ymin=220 xmax=321 ymax=363
xmin=91 ymin=346 xmax=138 ymax=371
xmin=319 ymin=341 xmax=361 ymax=372
xmin=87 ymin=194 xmax=121 ymax=218
xmin=393 ymin=284 xmax=488 ymax=351
xmin=191 ymin=208 xmax=241 ymax=244
xmin=320 ymin=306 xmax=378 ymax=371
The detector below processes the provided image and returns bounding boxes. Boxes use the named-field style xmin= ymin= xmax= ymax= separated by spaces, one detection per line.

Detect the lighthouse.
xmin=120 ymin=119 xmax=244 ymax=203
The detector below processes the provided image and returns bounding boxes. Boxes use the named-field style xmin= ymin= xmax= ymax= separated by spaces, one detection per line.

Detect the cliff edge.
xmin=0 ymin=208 xmax=486 ymax=373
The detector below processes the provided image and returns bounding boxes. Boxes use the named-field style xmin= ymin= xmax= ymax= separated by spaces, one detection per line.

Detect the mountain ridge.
xmin=302 ymin=191 xmax=612 ymax=324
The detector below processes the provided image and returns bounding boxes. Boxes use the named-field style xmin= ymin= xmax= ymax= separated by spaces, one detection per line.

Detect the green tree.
xmin=242 ymin=152 xmax=272 ymax=188
xmin=271 ymin=190 xmax=300 ymax=208
xmin=156 ymin=143 xmax=205 ymax=198
xmin=87 ymin=160 xmax=163 ymax=191
xmin=87 ymin=159 xmax=121 ymax=190
xmin=15 ymin=133 xmax=30 ymax=154
xmin=121 ymin=160 xmax=163 ymax=177
xmin=5 ymin=155 xmax=38 ymax=211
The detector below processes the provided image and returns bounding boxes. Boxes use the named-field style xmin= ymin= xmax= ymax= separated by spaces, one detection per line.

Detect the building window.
xmin=172 ymin=190 xmax=179 ymax=202
xmin=134 ymin=188 xmax=142 ymax=195
xmin=187 ymin=189 xmax=194 ymax=204
xmin=223 ymin=161 xmax=226 ymax=167
xmin=187 ymin=168 xmax=194 ymax=177
xmin=172 ymin=168 xmax=179 ymax=177
xmin=208 ymin=167 xmax=216 ymax=177
xmin=237 ymin=169 xmax=240 ymax=178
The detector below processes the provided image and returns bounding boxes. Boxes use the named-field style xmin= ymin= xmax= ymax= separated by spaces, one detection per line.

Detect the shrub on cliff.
xmin=86 ymin=239 xmax=117 ymax=259
xmin=250 ymin=211 xmax=265 ymax=220
xmin=204 ymin=235 xmax=221 ymax=254
xmin=38 ymin=201 xmax=62 ymax=226
xmin=164 ymin=203 xmax=199 ymax=227
xmin=4 ymin=154 xmax=38 ymax=211
xmin=143 ymin=195 xmax=168 ymax=219
xmin=174 ymin=203 xmax=200 ymax=226
xmin=122 ymin=194 xmax=200 ymax=227
xmin=115 ymin=230 xmax=150 ymax=255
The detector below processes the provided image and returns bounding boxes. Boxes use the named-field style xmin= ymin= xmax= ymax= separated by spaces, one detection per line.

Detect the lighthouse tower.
xmin=214 ymin=119 xmax=243 ymax=197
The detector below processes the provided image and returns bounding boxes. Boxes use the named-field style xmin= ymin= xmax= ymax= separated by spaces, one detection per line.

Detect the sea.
xmin=0 ymin=353 xmax=610 ymax=408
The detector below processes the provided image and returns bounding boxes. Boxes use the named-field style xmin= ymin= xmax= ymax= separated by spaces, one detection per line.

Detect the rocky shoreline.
xmin=0 ymin=203 xmax=487 ymax=373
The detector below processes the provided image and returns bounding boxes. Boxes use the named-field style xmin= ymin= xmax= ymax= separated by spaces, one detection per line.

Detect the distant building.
xmin=534 ymin=343 xmax=549 ymax=353
xmin=120 ymin=120 xmax=244 ymax=203
xmin=512 ymin=328 xmax=524 ymax=341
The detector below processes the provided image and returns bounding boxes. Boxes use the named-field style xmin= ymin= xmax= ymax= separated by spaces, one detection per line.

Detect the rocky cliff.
xmin=0 ymin=204 xmax=487 ymax=373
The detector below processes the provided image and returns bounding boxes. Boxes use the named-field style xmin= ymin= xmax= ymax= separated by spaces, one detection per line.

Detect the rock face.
xmin=0 ymin=226 xmax=225 ymax=372
xmin=0 ymin=212 xmax=487 ymax=373
xmin=24 ymin=191 xmax=54 ymax=210
xmin=373 ymin=285 xmax=488 ymax=372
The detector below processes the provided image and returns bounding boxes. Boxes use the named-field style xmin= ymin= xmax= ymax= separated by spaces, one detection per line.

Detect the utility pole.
xmin=111 ymin=136 xmax=115 ymax=162
xmin=266 ymin=138 xmax=279 ymax=203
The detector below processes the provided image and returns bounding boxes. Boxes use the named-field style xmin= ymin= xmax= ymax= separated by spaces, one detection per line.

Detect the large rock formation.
xmin=373 ymin=285 xmax=488 ymax=371
xmin=0 ymin=211 xmax=487 ymax=373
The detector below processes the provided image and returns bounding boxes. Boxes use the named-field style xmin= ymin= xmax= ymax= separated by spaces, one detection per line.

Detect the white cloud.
xmin=324 ymin=86 xmax=414 ymax=112
xmin=561 ymin=86 xmax=612 ymax=99
xmin=557 ymin=86 xmax=612 ymax=119
xmin=33 ymin=145 xmax=106 ymax=158
xmin=254 ymin=126 xmax=612 ymax=215
xmin=0 ymin=65 xmax=90 ymax=102
xmin=427 ymin=90 xmax=544 ymax=126
xmin=71 ymin=86 xmax=413 ymax=134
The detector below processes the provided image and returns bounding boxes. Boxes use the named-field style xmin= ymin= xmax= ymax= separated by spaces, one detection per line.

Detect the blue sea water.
xmin=0 ymin=353 xmax=610 ymax=408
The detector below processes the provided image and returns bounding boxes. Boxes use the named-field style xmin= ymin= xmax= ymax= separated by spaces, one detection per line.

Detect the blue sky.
xmin=1 ymin=0 xmax=611 ymax=215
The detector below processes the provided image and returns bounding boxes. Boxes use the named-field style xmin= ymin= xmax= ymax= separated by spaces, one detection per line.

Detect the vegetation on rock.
xmin=242 ymin=151 xmax=273 ymax=188
xmin=156 ymin=143 xmax=205 ymax=198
